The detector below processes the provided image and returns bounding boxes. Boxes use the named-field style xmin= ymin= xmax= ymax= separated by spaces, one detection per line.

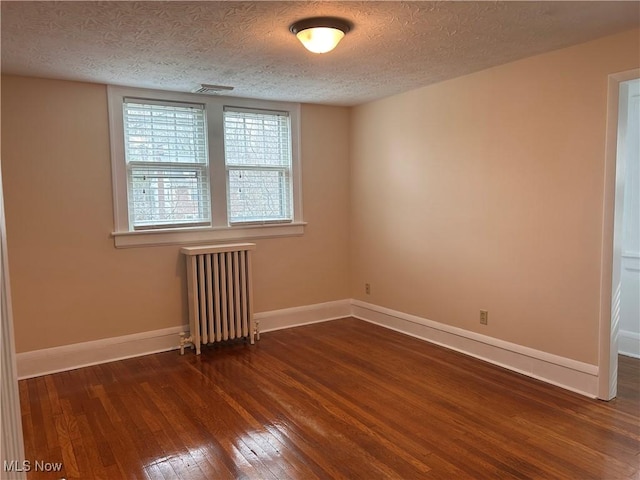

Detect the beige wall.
xmin=1 ymin=76 xmax=350 ymax=353
xmin=350 ymin=29 xmax=639 ymax=365
xmin=3 ymin=28 xmax=638 ymax=364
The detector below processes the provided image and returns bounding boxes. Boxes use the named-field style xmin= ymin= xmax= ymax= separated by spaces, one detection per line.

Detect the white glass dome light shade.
xmin=295 ymin=27 xmax=345 ymax=54
xmin=290 ymin=17 xmax=352 ymax=54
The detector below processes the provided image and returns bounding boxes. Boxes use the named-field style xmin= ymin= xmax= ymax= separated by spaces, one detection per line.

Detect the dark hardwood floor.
xmin=17 ymin=318 xmax=640 ymax=479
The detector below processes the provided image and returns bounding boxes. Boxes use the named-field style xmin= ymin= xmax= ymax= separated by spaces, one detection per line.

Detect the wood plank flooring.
xmin=17 ymin=318 xmax=640 ymax=479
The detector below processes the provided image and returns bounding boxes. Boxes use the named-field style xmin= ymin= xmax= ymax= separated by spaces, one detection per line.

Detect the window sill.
xmin=112 ymin=222 xmax=306 ymax=248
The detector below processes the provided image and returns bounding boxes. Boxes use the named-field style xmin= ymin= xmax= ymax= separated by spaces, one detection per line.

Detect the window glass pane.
xmin=129 ymin=165 xmax=210 ymax=228
xmin=224 ymin=109 xmax=293 ymax=223
xmin=228 ymin=169 xmax=291 ymax=223
xmin=224 ymin=110 xmax=291 ymax=167
xmin=124 ymin=102 xmax=207 ymax=164
xmin=123 ymin=100 xmax=210 ymax=229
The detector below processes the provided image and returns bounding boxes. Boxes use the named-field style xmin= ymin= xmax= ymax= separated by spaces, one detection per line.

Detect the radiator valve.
xmin=179 ymin=332 xmax=194 ymax=355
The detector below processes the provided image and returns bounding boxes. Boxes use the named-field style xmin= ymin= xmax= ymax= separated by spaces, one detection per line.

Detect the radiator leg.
xmin=255 ymin=320 xmax=260 ymax=342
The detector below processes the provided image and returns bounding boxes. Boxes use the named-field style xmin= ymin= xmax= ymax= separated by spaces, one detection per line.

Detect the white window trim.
xmin=107 ymin=85 xmax=304 ymax=248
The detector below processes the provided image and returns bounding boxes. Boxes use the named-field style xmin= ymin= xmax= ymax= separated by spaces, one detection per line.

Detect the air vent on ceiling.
xmin=192 ymin=84 xmax=234 ymax=95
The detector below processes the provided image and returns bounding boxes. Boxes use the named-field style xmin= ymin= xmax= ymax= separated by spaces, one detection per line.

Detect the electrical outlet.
xmin=480 ymin=310 xmax=488 ymax=325
xmin=365 ymin=283 xmax=371 ymax=295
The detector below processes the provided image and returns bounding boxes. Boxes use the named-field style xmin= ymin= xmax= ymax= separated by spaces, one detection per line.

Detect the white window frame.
xmin=223 ymin=107 xmax=294 ymax=225
xmin=108 ymin=85 xmax=304 ymax=248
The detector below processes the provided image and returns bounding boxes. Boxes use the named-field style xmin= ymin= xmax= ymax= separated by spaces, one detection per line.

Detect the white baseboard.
xmin=255 ymin=299 xmax=352 ymax=333
xmin=16 ymin=299 xmax=352 ymax=379
xmin=16 ymin=325 xmax=188 ymax=380
xmin=351 ymin=300 xmax=599 ymax=398
xmin=16 ymin=298 xmax=602 ymax=399
xmin=619 ymin=329 xmax=640 ymax=359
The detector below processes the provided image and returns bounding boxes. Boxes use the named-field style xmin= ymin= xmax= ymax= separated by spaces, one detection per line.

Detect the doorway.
xmin=600 ymin=70 xmax=640 ymax=400
xmin=616 ymin=78 xmax=640 ymax=362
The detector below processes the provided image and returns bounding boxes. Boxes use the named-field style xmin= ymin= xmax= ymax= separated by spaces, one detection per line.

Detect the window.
xmin=224 ymin=108 xmax=292 ymax=224
xmin=124 ymin=100 xmax=210 ymax=229
xmin=108 ymin=86 xmax=303 ymax=247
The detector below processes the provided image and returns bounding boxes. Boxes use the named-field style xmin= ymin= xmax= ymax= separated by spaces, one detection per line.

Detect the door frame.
xmin=598 ymin=68 xmax=640 ymax=400
xmin=0 ymin=160 xmax=26 ymax=475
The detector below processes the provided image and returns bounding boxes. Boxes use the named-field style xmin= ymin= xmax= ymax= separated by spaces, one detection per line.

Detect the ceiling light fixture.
xmin=289 ymin=17 xmax=352 ymax=54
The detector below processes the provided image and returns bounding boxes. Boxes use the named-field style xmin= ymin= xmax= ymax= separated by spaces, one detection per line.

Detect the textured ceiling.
xmin=1 ymin=1 xmax=639 ymax=106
